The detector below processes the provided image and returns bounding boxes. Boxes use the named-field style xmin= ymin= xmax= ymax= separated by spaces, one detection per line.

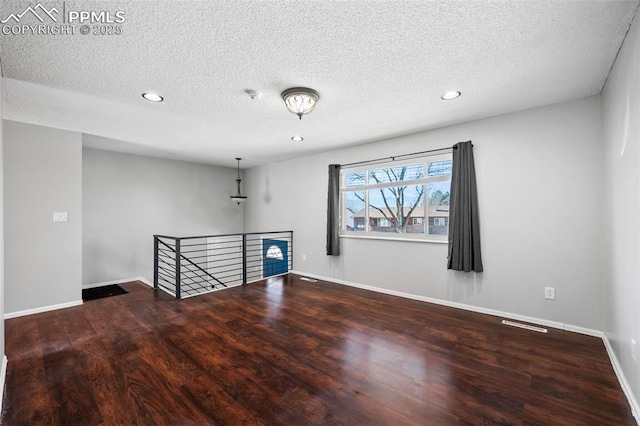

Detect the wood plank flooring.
xmin=2 ymin=274 xmax=635 ymax=425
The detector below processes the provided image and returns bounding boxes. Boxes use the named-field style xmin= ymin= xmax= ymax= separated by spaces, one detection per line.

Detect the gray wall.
xmin=245 ymin=96 xmax=603 ymax=330
xmin=602 ymin=12 xmax=640 ymax=411
xmin=3 ymin=120 xmax=82 ymax=313
xmin=82 ymin=148 xmax=244 ymax=285
xmin=0 ymin=85 xmax=5 ymax=357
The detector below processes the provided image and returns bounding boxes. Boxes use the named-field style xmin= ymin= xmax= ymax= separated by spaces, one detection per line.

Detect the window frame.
xmin=339 ymin=153 xmax=452 ymax=243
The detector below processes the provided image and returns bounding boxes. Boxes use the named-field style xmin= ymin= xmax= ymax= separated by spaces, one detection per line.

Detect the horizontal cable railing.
xmin=153 ymin=231 xmax=293 ymax=299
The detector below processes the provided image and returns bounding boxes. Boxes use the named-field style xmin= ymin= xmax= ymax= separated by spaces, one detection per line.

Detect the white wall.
xmin=245 ymin=96 xmax=603 ymax=330
xmin=82 ymin=147 xmax=244 ymax=285
xmin=601 ymin=12 xmax=640 ymax=412
xmin=0 ymin=81 xmax=5 ymax=359
xmin=3 ymin=120 xmax=82 ymax=314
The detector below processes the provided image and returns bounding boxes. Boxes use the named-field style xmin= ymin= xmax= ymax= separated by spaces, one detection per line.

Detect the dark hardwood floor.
xmin=2 ymin=274 xmax=635 ymax=425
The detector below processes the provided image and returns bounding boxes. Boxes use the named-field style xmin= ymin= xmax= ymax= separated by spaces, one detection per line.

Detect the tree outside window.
xmin=340 ymin=155 xmax=452 ymax=241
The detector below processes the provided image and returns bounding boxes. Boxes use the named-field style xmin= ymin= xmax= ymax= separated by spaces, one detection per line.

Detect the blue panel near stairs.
xmin=263 ymin=239 xmax=288 ymax=278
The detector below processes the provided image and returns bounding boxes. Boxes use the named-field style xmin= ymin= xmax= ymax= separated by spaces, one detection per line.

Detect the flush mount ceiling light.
xmin=441 ymin=91 xmax=461 ymax=100
xmin=291 ymin=136 xmax=304 ymax=142
xmin=281 ymin=87 xmax=320 ymax=120
xmin=142 ymin=92 xmax=163 ymax=102
xmin=230 ymin=157 xmax=248 ymax=205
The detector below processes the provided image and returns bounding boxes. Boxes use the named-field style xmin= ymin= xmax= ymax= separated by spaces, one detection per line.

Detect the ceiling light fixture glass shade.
xmin=281 ymin=87 xmax=320 ymax=120
xmin=230 ymin=157 xmax=248 ymax=205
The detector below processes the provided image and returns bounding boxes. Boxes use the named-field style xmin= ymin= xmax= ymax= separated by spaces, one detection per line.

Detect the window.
xmin=340 ymin=153 xmax=452 ymax=242
xmin=377 ymin=218 xmax=391 ymax=227
xmin=265 ymin=245 xmax=284 ymax=260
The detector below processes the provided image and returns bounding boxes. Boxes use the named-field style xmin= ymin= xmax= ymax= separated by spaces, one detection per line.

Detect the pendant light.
xmin=230 ymin=157 xmax=247 ymax=205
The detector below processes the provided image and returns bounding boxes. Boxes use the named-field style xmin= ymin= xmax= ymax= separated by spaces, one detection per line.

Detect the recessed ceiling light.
xmin=291 ymin=136 xmax=304 ymax=142
xmin=441 ymin=91 xmax=461 ymax=100
xmin=142 ymin=92 xmax=163 ymax=102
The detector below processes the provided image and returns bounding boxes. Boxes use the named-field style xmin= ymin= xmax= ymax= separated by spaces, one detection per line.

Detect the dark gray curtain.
xmin=326 ymin=164 xmax=341 ymax=256
xmin=448 ymin=141 xmax=483 ymax=272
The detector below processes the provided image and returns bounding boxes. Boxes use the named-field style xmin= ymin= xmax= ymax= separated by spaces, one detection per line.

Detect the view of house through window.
xmin=341 ymin=153 xmax=452 ymax=241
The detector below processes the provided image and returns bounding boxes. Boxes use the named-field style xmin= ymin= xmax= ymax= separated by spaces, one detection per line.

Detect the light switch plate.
xmin=53 ymin=212 xmax=68 ymax=222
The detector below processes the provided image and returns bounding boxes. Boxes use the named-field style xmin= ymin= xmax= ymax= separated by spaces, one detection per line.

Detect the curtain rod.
xmin=339 ymin=141 xmax=471 ymax=168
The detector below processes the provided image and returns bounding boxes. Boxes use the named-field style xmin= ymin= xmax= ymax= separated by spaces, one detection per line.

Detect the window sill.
xmin=339 ymin=234 xmax=447 ymax=244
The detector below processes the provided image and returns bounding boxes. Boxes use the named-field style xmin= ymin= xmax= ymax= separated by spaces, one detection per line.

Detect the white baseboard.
xmin=85 ymin=276 xmax=175 ymax=297
xmin=0 ymin=355 xmax=7 ymax=413
xmin=138 ymin=277 xmax=153 ymax=287
xmin=5 ymin=278 xmax=152 ymax=319
xmin=4 ymin=300 xmax=83 ymax=320
xmin=289 ymin=270 xmax=600 ymax=336
xmin=83 ymin=276 xmax=150 ymax=289
xmin=603 ymin=334 xmax=640 ymax=423
xmin=564 ymin=323 xmax=604 ymax=338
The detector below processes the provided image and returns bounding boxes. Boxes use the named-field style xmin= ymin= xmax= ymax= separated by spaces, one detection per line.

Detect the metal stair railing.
xmin=157 ymin=239 xmax=226 ymax=290
xmin=153 ymin=231 xmax=293 ymax=299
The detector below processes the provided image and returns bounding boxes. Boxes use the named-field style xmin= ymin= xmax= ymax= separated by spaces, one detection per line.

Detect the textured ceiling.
xmin=1 ymin=0 xmax=638 ymax=168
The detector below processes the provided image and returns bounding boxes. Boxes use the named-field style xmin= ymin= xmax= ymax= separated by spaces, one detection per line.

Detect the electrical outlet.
xmin=302 ymin=254 xmax=307 ymax=262
xmin=53 ymin=212 xmax=68 ymax=222
xmin=632 ymin=339 xmax=637 ymax=361
xmin=544 ymin=287 xmax=555 ymax=300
